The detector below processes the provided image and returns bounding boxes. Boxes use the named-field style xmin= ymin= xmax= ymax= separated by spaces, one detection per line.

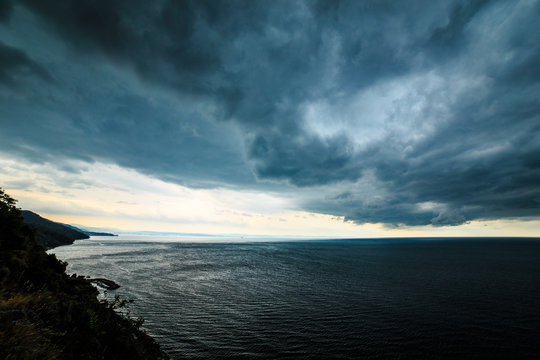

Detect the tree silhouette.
xmin=0 ymin=187 xmax=27 ymax=249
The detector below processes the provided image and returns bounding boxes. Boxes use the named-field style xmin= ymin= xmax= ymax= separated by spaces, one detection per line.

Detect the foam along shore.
xmin=90 ymin=278 xmax=121 ymax=290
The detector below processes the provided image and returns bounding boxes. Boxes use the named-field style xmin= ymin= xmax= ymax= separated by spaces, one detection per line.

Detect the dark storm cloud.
xmin=0 ymin=0 xmax=13 ymax=22
xmin=1 ymin=0 xmax=540 ymax=226
xmin=428 ymin=0 xmax=489 ymax=48
xmin=250 ymin=131 xmax=360 ymax=186
xmin=18 ymin=0 xmax=238 ymax=96
xmin=0 ymin=41 xmax=52 ymax=84
xmin=19 ymin=0 xmax=131 ymax=57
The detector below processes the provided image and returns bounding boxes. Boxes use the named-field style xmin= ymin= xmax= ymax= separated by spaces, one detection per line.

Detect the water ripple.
xmin=52 ymin=238 xmax=540 ymax=359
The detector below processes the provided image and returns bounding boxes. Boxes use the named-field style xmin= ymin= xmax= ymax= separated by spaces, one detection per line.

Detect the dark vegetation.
xmin=21 ymin=210 xmax=89 ymax=249
xmin=0 ymin=188 xmax=168 ymax=359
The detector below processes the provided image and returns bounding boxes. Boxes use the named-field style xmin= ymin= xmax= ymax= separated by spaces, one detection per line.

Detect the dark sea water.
xmin=51 ymin=237 xmax=540 ymax=359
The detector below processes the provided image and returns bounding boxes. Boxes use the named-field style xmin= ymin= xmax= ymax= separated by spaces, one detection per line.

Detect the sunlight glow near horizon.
xmin=2 ymin=156 xmax=539 ymax=238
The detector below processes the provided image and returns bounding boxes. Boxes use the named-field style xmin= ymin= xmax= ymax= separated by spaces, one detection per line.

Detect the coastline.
xmin=0 ymin=195 xmax=169 ymax=359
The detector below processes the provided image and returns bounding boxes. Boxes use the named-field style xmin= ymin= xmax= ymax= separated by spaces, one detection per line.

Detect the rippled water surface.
xmin=52 ymin=237 xmax=540 ymax=359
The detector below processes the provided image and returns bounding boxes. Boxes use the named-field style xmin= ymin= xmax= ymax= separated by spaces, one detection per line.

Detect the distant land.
xmin=21 ymin=210 xmax=116 ymax=249
xmin=63 ymin=223 xmax=118 ymax=237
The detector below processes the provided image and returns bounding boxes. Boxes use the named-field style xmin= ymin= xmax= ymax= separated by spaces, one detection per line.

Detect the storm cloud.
xmin=0 ymin=41 xmax=52 ymax=84
xmin=1 ymin=0 xmax=539 ymax=226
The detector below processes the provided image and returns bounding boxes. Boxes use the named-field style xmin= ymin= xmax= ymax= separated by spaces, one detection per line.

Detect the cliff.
xmin=0 ymin=189 xmax=168 ymax=359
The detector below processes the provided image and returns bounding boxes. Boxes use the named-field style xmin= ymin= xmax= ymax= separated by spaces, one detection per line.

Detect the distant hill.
xmin=21 ymin=210 xmax=89 ymax=249
xmin=63 ymin=223 xmax=117 ymax=237
xmin=63 ymin=223 xmax=118 ymax=236
xmin=83 ymin=230 xmax=117 ymax=236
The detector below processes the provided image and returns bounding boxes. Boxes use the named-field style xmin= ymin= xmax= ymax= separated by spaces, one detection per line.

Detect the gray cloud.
xmin=0 ymin=41 xmax=52 ymax=85
xmin=0 ymin=0 xmax=13 ymax=23
xmin=249 ymin=131 xmax=360 ymax=186
xmin=428 ymin=0 xmax=490 ymax=48
xmin=1 ymin=0 xmax=539 ymax=226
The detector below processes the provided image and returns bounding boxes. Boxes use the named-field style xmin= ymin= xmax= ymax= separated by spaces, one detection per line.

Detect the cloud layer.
xmin=1 ymin=0 xmax=539 ymax=226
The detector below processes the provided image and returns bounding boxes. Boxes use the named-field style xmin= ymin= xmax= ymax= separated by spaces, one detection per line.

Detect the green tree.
xmin=0 ymin=187 xmax=28 ymax=250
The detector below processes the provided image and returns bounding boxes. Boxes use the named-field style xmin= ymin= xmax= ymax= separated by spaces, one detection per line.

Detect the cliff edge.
xmin=0 ymin=188 xmax=168 ymax=359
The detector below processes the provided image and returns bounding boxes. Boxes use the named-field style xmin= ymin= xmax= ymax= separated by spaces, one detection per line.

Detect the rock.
xmin=90 ymin=278 xmax=120 ymax=290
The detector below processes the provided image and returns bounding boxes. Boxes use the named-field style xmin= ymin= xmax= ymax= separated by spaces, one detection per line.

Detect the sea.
xmin=50 ymin=236 xmax=540 ymax=359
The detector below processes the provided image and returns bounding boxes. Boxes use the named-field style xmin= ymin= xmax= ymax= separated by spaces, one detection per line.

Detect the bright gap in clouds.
xmin=0 ymin=156 xmax=368 ymax=236
xmin=2 ymin=155 xmax=539 ymax=238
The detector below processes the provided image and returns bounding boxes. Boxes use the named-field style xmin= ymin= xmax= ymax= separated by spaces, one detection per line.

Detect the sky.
xmin=0 ymin=0 xmax=539 ymax=237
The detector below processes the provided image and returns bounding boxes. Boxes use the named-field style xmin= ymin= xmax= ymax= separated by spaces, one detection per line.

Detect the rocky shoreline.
xmin=1 ymin=188 xmax=169 ymax=359
xmin=90 ymin=278 xmax=121 ymax=290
